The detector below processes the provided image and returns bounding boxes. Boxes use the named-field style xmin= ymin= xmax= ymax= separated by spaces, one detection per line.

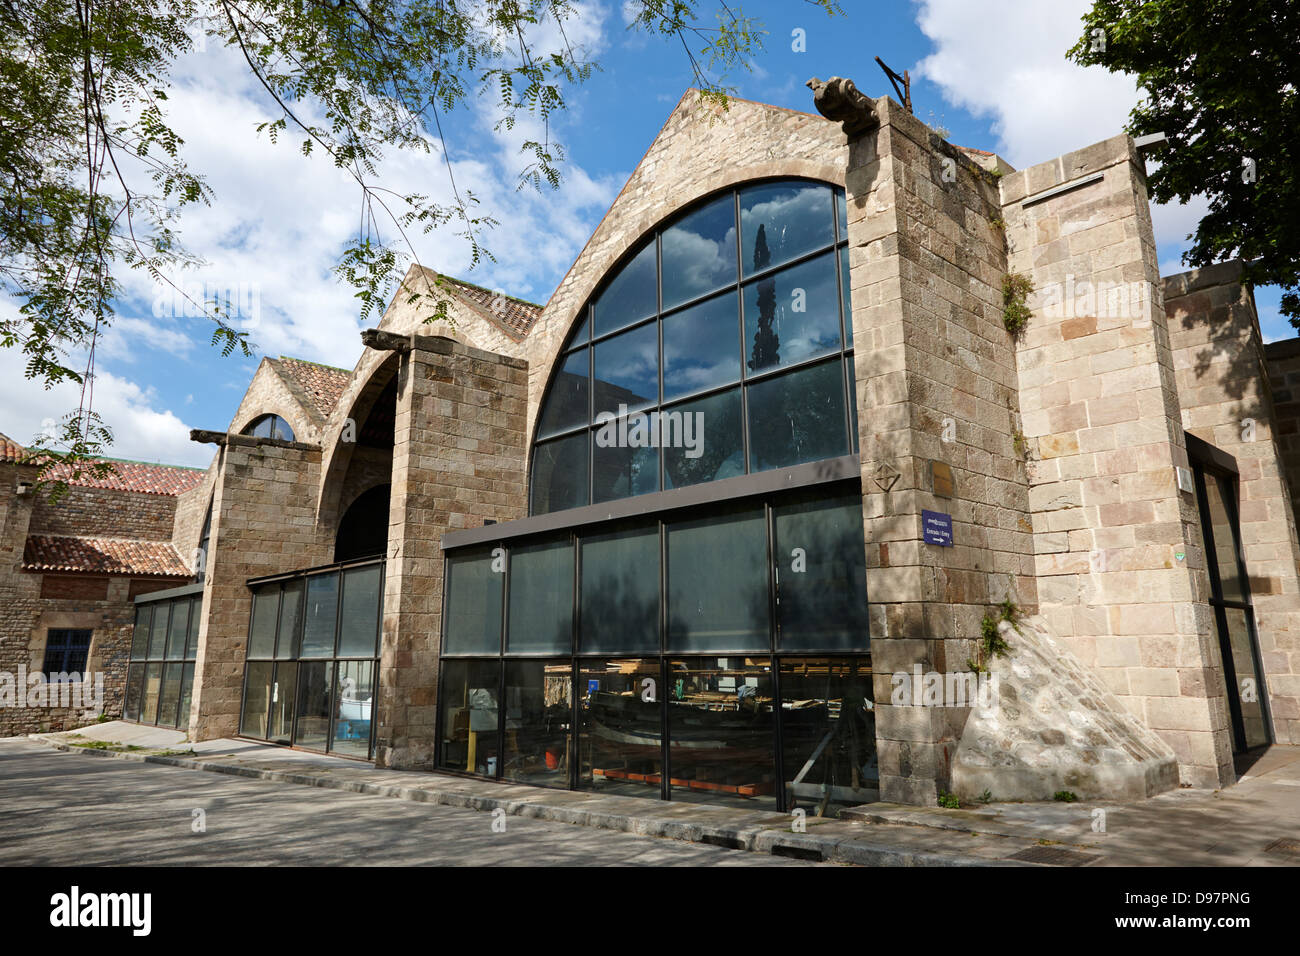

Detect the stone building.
xmin=4 ymin=79 xmax=1299 ymax=809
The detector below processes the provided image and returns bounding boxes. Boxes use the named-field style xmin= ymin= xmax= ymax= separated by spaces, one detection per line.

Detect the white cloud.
xmin=912 ymin=0 xmax=1198 ymax=255
xmin=0 ymin=306 xmax=211 ymax=468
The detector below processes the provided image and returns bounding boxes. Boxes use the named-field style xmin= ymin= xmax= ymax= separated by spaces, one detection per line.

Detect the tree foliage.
xmin=0 ymin=0 xmax=840 ymax=489
xmin=1070 ymin=0 xmax=1300 ymax=324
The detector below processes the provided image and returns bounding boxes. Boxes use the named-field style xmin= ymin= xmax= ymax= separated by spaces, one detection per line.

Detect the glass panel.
xmin=438 ymin=659 xmax=501 ymax=774
xmin=666 ymin=656 xmax=777 ymax=808
xmin=662 ymin=387 xmax=744 ymax=490
xmin=593 ymin=320 xmax=658 ymax=415
xmin=666 ymin=506 xmax=769 ymax=652
xmin=158 ymin=663 xmax=183 ymax=729
xmin=536 ymin=348 xmax=589 ymax=439
xmin=740 ymin=181 xmax=834 ymax=277
xmin=294 ymin=661 xmax=334 ymax=751
xmin=662 ymin=291 xmax=740 ymax=403
xmin=141 ymin=663 xmax=163 ymax=724
xmin=301 ymin=573 xmax=339 ymax=658
xmin=839 ymin=244 xmax=853 ymax=347
xmin=268 ymin=661 xmax=298 ymax=745
xmin=773 ymin=494 xmax=870 ymax=651
xmin=506 ymin=538 xmax=572 ymax=654
xmin=747 ymin=359 xmax=849 ymax=472
xmin=835 ymin=188 xmax=848 ymax=242
xmin=580 ymin=525 xmax=660 ymax=654
xmin=276 ymin=580 xmax=304 ymax=659
xmin=165 ymin=599 xmax=188 ymax=659
xmin=593 ymin=413 xmax=660 ymax=503
xmin=779 ymin=657 xmax=876 ymax=811
xmin=1222 ymin=609 xmax=1269 ymax=750
xmin=247 ymin=587 xmax=279 ymax=659
xmin=592 ymin=240 xmax=657 ymax=338
xmin=131 ymin=606 xmax=151 ymax=660
xmin=661 ymin=194 xmax=737 ymax=310
xmin=147 ymin=603 xmax=169 ymax=659
xmin=847 ymin=357 xmax=859 ymax=451
xmin=185 ymin=596 xmax=201 ymax=659
xmin=1204 ymin=475 xmax=1244 ymax=602
xmin=502 ymin=659 xmax=572 ymax=786
xmin=240 ymin=662 xmax=273 ymax=738
xmin=177 ymin=663 xmax=194 ymax=730
xmin=124 ymin=664 xmax=144 ymax=721
xmin=743 ymin=252 xmax=842 ymax=374
xmin=569 ymin=312 xmax=590 ymax=346
xmin=531 ymin=432 xmax=589 ymax=515
xmin=333 ymin=660 xmax=375 ymax=758
xmin=338 ymin=565 xmax=382 ymax=657
xmin=577 ymin=658 xmax=662 ymax=795
xmin=444 ymin=549 xmax=504 ymax=655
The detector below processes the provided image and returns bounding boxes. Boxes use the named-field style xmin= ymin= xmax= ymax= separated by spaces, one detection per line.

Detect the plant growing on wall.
xmin=1002 ymin=273 xmax=1033 ymax=338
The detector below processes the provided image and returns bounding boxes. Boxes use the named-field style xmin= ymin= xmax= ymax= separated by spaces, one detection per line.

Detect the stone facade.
xmin=1169 ymin=263 xmax=1300 ymax=746
xmin=376 ymin=335 xmax=528 ymax=770
xmin=10 ymin=84 xmax=1300 ymax=811
xmin=0 ymin=455 xmax=193 ymax=736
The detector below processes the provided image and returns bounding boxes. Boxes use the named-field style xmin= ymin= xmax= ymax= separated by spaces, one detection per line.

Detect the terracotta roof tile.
xmin=23 ymin=535 xmax=191 ymax=577
xmin=42 ymin=459 xmax=206 ymax=496
xmin=438 ymin=275 xmax=544 ymax=337
xmin=272 ymin=357 xmax=352 ymax=420
xmin=0 ymin=431 xmax=23 ymax=463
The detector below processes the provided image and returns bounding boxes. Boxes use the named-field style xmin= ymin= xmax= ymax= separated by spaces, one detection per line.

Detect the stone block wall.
xmin=376 ymin=336 xmax=528 ymax=770
xmin=1266 ymin=339 xmax=1300 ymax=550
xmin=187 ymin=435 xmax=332 ymax=740
xmin=840 ymin=96 xmax=1037 ymax=805
xmin=1002 ymin=134 xmax=1234 ymax=787
xmin=29 ymin=485 xmax=178 ymax=540
xmin=1169 ymin=263 xmax=1300 ymax=745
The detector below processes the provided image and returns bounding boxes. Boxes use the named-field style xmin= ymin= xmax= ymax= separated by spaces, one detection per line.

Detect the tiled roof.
xmin=0 ymin=431 xmax=23 ymax=463
xmin=42 ymin=459 xmax=206 ymax=496
xmin=438 ymin=275 xmax=544 ymax=337
xmin=271 ymin=357 xmax=352 ymax=420
xmin=23 ymin=535 xmax=191 ymax=577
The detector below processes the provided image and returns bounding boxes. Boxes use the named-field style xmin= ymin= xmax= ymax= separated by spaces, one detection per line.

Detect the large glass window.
xmin=238 ymin=561 xmax=383 ymax=759
xmin=126 ymin=592 xmax=200 ymax=730
xmin=439 ymin=485 xmax=872 ymax=811
xmin=531 ymin=180 xmax=856 ymax=515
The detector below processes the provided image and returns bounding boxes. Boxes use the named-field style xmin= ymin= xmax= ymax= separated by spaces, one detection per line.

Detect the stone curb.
xmin=30 ymin=736 xmax=1039 ymax=866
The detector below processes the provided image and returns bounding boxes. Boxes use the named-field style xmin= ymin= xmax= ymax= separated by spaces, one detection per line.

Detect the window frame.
xmin=530 ymin=179 xmax=857 ymax=516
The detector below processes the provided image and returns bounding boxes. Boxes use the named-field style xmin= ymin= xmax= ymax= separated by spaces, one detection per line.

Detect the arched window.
xmin=241 ymin=414 xmax=295 ymax=442
xmin=530 ymin=180 xmax=856 ymax=515
xmin=334 ymin=484 xmax=390 ymax=562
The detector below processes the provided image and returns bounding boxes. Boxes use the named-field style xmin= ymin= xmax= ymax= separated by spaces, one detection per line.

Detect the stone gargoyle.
xmin=806 ymin=76 xmax=880 ymax=137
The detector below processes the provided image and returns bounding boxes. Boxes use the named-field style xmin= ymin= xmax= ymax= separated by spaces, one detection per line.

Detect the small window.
xmin=42 ymin=629 xmax=92 ymax=678
xmin=241 ymin=414 xmax=295 ymax=442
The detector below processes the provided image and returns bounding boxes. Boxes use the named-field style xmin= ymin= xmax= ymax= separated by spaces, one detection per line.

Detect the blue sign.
xmin=587 ymin=679 xmax=600 ymax=696
xmin=922 ymin=509 xmax=953 ymax=547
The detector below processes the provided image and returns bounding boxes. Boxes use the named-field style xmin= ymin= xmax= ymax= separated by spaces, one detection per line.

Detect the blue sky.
xmin=2 ymin=0 xmax=1290 ymax=467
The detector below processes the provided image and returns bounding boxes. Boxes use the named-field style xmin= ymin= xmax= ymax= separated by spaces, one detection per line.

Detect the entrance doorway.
xmin=1187 ymin=435 xmax=1272 ymax=753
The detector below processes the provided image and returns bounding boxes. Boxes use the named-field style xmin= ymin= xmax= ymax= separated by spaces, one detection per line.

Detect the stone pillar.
xmin=375 ymin=335 xmax=527 ymax=770
xmin=188 ymin=436 xmax=329 ymax=740
xmin=1002 ymin=135 xmax=1234 ymax=787
xmin=1169 ymin=262 xmax=1300 ymax=745
xmin=839 ymin=94 xmax=1036 ymax=805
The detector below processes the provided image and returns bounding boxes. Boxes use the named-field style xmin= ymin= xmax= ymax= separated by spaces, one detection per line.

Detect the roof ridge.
xmin=436 ymin=273 xmax=544 ymax=311
xmin=275 ymin=355 xmax=353 ymax=375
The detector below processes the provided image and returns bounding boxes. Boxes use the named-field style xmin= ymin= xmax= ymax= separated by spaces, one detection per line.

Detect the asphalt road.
xmin=0 ymin=739 xmax=822 ymax=866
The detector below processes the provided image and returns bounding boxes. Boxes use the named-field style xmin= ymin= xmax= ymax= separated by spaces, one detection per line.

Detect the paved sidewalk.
xmin=27 ymin=723 xmax=1300 ymax=866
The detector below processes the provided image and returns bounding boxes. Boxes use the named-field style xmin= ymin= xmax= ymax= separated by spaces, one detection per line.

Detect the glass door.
xmin=1190 ymin=458 xmax=1272 ymax=752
